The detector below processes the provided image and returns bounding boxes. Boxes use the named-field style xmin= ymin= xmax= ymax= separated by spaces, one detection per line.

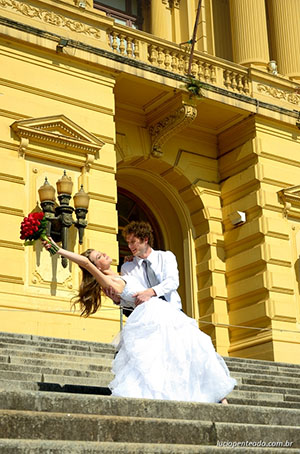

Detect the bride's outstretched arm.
xmin=44 ymin=238 xmax=125 ymax=294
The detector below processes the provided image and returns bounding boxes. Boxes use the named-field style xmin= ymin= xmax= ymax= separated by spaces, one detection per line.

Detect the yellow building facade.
xmin=0 ymin=0 xmax=300 ymax=363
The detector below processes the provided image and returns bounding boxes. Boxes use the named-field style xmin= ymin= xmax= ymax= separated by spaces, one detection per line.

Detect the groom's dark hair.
xmin=123 ymin=221 xmax=154 ymax=247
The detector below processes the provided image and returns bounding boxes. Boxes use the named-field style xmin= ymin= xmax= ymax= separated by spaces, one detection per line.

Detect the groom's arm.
xmin=151 ymin=251 xmax=179 ymax=298
xmin=134 ymin=251 xmax=179 ymax=305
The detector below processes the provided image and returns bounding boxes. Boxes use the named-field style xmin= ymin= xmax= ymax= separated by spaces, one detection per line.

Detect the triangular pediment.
xmin=278 ymin=185 xmax=300 ymax=201
xmin=278 ymin=185 xmax=300 ymax=219
xmin=283 ymin=185 xmax=300 ymax=198
xmin=11 ymin=115 xmax=104 ymax=154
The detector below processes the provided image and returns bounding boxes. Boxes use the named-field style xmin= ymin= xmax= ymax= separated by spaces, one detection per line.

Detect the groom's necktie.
xmin=142 ymin=259 xmax=160 ymax=288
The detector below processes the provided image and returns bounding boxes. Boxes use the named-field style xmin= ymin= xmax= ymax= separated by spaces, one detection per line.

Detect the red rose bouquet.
xmin=20 ymin=212 xmax=58 ymax=255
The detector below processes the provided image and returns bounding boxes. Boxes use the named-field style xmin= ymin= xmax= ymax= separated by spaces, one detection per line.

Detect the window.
xmin=94 ymin=0 xmax=143 ymax=29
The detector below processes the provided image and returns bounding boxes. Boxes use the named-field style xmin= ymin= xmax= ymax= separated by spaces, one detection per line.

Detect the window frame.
xmin=93 ymin=1 xmax=142 ymax=29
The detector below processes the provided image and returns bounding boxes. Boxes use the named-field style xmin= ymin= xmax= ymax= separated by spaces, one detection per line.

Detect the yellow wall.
xmin=0 ymin=0 xmax=300 ymax=363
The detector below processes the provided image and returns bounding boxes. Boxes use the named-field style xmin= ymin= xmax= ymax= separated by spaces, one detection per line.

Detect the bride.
xmin=43 ymin=239 xmax=236 ymax=404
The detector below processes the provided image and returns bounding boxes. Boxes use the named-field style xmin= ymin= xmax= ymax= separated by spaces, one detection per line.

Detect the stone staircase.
xmin=0 ymin=331 xmax=299 ymax=453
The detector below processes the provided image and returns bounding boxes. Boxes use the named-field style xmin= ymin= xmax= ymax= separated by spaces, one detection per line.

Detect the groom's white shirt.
xmin=121 ymin=249 xmax=182 ymax=310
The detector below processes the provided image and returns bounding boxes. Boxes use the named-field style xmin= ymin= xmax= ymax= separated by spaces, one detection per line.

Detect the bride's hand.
xmin=42 ymin=236 xmax=59 ymax=251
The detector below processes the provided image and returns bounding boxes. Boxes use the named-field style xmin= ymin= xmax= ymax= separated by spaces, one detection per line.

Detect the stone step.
xmin=241 ymin=375 xmax=300 ymax=389
xmin=224 ymin=356 xmax=300 ymax=370
xmin=285 ymin=394 xmax=300 ymax=402
xmin=0 ymin=354 xmax=112 ymax=370
xmin=0 ymin=347 xmax=114 ymax=363
xmin=236 ymin=383 xmax=300 ymax=398
xmin=0 ymin=369 xmax=113 ymax=387
xmin=0 ymin=439 xmax=298 ymax=454
xmin=2 ymin=378 xmax=296 ymax=405
xmin=0 ymin=410 xmax=299 ymax=447
xmin=0 ymin=332 xmax=115 ymax=352
xmin=229 ymin=395 xmax=300 ymax=409
xmin=0 ymin=379 xmax=112 ymax=395
xmin=4 ymin=380 xmax=298 ymax=407
xmin=1 ymin=390 xmax=299 ymax=426
xmin=0 ymin=337 xmax=115 ymax=354
xmin=228 ymin=364 xmax=300 ymax=379
xmin=0 ymin=343 xmax=114 ymax=359
xmin=0 ymin=361 xmax=111 ymax=377
xmin=4 ymin=354 xmax=299 ymax=388
xmin=2 ymin=373 xmax=298 ymax=404
xmin=4 ymin=354 xmax=300 ymax=383
xmin=229 ymin=389 xmax=289 ymax=403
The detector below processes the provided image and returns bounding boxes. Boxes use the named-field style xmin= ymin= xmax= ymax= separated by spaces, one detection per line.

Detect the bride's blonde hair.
xmin=72 ymin=249 xmax=102 ymax=317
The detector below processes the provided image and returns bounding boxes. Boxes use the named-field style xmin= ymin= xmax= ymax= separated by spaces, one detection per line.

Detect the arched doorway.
xmin=116 ymin=167 xmax=198 ymax=317
xmin=117 ymin=188 xmax=165 ymax=270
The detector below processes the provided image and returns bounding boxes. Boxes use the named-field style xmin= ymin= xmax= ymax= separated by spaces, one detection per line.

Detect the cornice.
xmin=0 ymin=206 xmax=24 ymax=216
xmin=0 ymin=239 xmax=24 ymax=250
xmin=0 ymin=172 xmax=25 ymax=185
xmin=0 ymin=274 xmax=24 ymax=284
xmin=11 ymin=114 xmax=104 ymax=170
xmin=0 ymin=15 xmax=299 ymax=126
xmin=0 ymin=0 xmax=102 ymax=39
xmin=257 ymin=84 xmax=300 ymax=106
xmin=0 ymin=78 xmax=114 ymax=115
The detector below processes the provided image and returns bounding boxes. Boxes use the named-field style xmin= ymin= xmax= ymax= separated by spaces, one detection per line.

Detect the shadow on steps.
xmin=38 ymin=382 xmax=112 ymax=395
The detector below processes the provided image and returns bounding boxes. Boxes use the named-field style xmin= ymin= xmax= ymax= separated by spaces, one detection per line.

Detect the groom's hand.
xmin=133 ymin=288 xmax=156 ymax=306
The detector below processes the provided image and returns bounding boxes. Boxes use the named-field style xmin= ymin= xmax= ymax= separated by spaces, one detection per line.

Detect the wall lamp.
xmin=228 ymin=211 xmax=246 ymax=226
xmin=56 ymin=38 xmax=69 ymax=53
xmin=38 ymin=171 xmax=89 ymax=267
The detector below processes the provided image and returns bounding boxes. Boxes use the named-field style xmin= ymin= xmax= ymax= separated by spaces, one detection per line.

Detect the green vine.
xmin=181 ymin=76 xmax=204 ymax=98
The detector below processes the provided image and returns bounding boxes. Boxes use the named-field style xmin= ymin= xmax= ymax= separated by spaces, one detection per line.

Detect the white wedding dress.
xmin=109 ymin=275 xmax=236 ymax=403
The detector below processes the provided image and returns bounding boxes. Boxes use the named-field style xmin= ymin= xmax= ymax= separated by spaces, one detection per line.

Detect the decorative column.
xmin=267 ymin=0 xmax=300 ymax=80
xmin=172 ymin=1 xmax=181 ymax=44
xmin=229 ymin=0 xmax=270 ymax=68
xmin=151 ymin=0 xmax=172 ymax=41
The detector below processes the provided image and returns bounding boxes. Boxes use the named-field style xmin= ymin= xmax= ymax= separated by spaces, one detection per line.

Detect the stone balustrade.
xmin=107 ymin=24 xmax=251 ymax=95
xmin=109 ymin=31 xmax=140 ymax=59
xmin=223 ymin=69 xmax=250 ymax=95
xmin=107 ymin=23 xmax=300 ymax=103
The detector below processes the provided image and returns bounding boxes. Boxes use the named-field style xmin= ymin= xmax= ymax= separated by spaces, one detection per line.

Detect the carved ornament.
xmin=257 ymin=84 xmax=300 ymax=106
xmin=149 ymin=102 xmax=197 ymax=158
xmin=168 ymin=0 xmax=181 ymax=7
xmin=11 ymin=115 xmax=104 ymax=171
xmin=0 ymin=0 xmax=101 ymax=38
xmin=278 ymin=185 xmax=300 ymax=219
xmin=73 ymin=0 xmax=91 ymax=8
xmin=31 ymin=270 xmax=73 ymax=289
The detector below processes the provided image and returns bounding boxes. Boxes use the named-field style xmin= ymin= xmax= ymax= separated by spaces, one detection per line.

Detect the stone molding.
xmin=162 ymin=0 xmax=180 ymax=8
xmin=31 ymin=270 xmax=73 ymax=289
xmin=257 ymin=83 xmax=300 ymax=106
xmin=11 ymin=115 xmax=104 ymax=171
xmin=73 ymin=0 xmax=91 ymax=8
xmin=0 ymin=0 xmax=101 ymax=38
xmin=149 ymin=102 xmax=197 ymax=158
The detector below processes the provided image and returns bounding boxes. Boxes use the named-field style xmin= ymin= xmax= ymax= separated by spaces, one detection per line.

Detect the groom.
xmin=105 ymin=221 xmax=182 ymax=315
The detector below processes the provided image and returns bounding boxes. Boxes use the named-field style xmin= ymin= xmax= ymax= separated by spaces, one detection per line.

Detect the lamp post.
xmin=38 ymin=171 xmax=89 ymax=268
